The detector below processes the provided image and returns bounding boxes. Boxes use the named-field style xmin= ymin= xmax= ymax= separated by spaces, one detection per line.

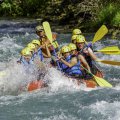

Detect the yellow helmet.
xmin=20 ymin=48 xmax=26 ymax=56
xmin=24 ymin=47 xmax=34 ymax=52
xmin=32 ymin=39 xmax=40 ymax=46
xmin=20 ymin=48 xmax=32 ymax=56
xmin=27 ymin=43 xmax=36 ymax=50
xmin=71 ymin=35 xmax=78 ymax=41
xmin=24 ymin=50 xmax=32 ymax=56
xmin=72 ymin=29 xmax=82 ymax=35
xmin=35 ymin=25 xmax=44 ymax=32
xmin=52 ymin=41 xmax=59 ymax=49
xmin=61 ymin=45 xmax=70 ymax=54
xmin=76 ymin=35 xmax=85 ymax=43
xmin=68 ymin=43 xmax=77 ymax=51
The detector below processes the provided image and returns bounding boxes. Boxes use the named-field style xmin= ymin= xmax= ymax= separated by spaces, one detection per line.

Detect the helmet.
xmin=32 ymin=39 xmax=40 ymax=46
xmin=21 ymin=48 xmax=32 ymax=56
xmin=20 ymin=48 xmax=26 ymax=56
xmin=76 ymin=35 xmax=85 ymax=43
xmin=61 ymin=45 xmax=70 ymax=53
xmin=72 ymin=29 xmax=82 ymax=35
xmin=24 ymin=47 xmax=34 ymax=52
xmin=68 ymin=43 xmax=77 ymax=51
xmin=35 ymin=25 xmax=44 ymax=32
xmin=27 ymin=43 xmax=36 ymax=50
xmin=24 ymin=50 xmax=32 ymax=56
xmin=71 ymin=35 xmax=78 ymax=41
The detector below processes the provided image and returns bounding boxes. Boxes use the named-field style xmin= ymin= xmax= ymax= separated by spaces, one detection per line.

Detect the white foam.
xmin=90 ymin=101 xmax=120 ymax=120
xmin=0 ymin=58 xmax=40 ymax=95
xmin=43 ymin=67 xmax=96 ymax=93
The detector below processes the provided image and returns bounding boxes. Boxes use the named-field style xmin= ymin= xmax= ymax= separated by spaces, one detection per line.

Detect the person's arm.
xmin=45 ymin=43 xmax=51 ymax=57
xmin=39 ymin=37 xmax=50 ymax=49
xmin=87 ymin=47 xmax=98 ymax=61
xmin=78 ymin=54 xmax=91 ymax=72
xmin=59 ymin=57 xmax=77 ymax=67
xmin=41 ymin=42 xmax=51 ymax=58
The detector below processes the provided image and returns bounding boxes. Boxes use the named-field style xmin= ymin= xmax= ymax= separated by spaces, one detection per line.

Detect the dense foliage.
xmin=0 ymin=0 xmax=120 ymax=34
xmin=0 ymin=0 xmax=50 ymax=17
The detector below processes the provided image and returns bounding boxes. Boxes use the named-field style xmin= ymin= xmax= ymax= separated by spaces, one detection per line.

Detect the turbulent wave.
xmin=0 ymin=20 xmax=120 ymax=120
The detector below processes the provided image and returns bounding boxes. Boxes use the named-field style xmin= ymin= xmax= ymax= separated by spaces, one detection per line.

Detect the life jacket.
xmin=19 ymin=56 xmax=33 ymax=66
xmin=78 ymin=43 xmax=93 ymax=67
xmin=61 ymin=55 xmax=82 ymax=76
xmin=33 ymin=48 xmax=43 ymax=61
xmin=52 ymin=33 xmax=59 ymax=48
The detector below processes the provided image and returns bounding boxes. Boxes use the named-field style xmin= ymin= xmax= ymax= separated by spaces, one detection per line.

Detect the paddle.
xmin=88 ymin=26 xmax=120 ymax=65
xmin=95 ymin=46 xmax=120 ymax=55
xmin=81 ymin=65 xmax=112 ymax=87
xmin=96 ymin=60 xmax=120 ymax=66
xmin=100 ymin=51 xmax=120 ymax=55
xmin=42 ymin=21 xmax=61 ymax=70
xmin=43 ymin=22 xmax=53 ymax=43
xmin=98 ymin=51 xmax=120 ymax=55
xmin=92 ymin=25 xmax=108 ymax=44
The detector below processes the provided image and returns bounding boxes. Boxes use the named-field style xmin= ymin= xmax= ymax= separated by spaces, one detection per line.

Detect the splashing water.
xmin=0 ymin=20 xmax=120 ymax=120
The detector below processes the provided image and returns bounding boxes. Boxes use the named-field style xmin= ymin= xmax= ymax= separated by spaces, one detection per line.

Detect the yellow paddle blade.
xmin=42 ymin=21 xmax=53 ymax=44
xmin=96 ymin=60 xmax=120 ymax=66
xmin=97 ymin=46 xmax=120 ymax=54
xmin=92 ymin=25 xmax=108 ymax=44
xmin=93 ymin=75 xmax=112 ymax=87
xmin=100 ymin=51 xmax=120 ymax=55
xmin=97 ymin=46 xmax=119 ymax=52
xmin=80 ymin=65 xmax=112 ymax=87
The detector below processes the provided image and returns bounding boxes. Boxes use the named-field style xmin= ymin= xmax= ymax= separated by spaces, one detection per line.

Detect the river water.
xmin=0 ymin=20 xmax=120 ymax=120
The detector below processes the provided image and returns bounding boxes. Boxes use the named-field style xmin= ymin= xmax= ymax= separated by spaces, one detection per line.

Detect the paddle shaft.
xmin=43 ymin=21 xmax=61 ymax=70
xmin=81 ymin=65 xmax=112 ymax=87
xmin=97 ymin=60 xmax=120 ymax=66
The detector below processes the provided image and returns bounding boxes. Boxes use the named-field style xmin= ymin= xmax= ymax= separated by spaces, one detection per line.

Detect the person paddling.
xmin=35 ymin=25 xmax=59 ymax=54
xmin=31 ymin=39 xmax=43 ymax=61
xmin=68 ymin=43 xmax=91 ymax=71
xmin=19 ymin=48 xmax=33 ymax=66
xmin=69 ymin=43 xmax=94 ymax=79
xmin=17 ymin=46 xmax=34 ymax=64
xmin=57 ymin=45 xmax=83 ymax=78
xmin=35 ymin=25 xmax=60 ymax=67
xmin=71 ymin=28 xmax=82 ymax=44
xmin=76 ymin=35 xmax=102 ymax=75
xmin=71 ymin=35 xmax=78 ymax=44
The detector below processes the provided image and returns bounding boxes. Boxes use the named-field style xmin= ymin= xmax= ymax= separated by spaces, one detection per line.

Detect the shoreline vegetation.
xmin=0 ymin=0 xmax=120 ymax=38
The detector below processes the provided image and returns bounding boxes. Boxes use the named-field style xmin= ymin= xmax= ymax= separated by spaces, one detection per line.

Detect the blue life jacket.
xmin=61 ymin=55 xmax=82 ymax=76
xmin=33 ymin=48 xmax=43 ymax=61
xmin=19 ymin=56 xmax=33 ymax=66
xmin=50 ymin=46 xmax=59 ymax=56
